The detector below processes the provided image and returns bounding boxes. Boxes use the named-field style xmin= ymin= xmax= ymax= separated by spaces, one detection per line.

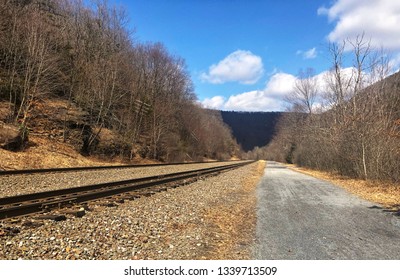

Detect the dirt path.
xmin=253 ymin=161 xmax=400 ymax=259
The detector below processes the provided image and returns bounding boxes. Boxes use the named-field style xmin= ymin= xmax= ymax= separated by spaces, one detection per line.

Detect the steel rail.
xmin=0 ymin=161 xmax=253 ymax=220
xmin=0 ymin=160 xmax=242 ymax=176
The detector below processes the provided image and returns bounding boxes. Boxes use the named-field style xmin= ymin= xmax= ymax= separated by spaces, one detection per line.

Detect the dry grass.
xmin=0 ymin=135 xmax=121 ymax=170
xmin=288 ymin=164 xmax=400 ymax=210
xmin=0 ymin=97 xmax=163 ymax=170
xmin=203 ymin=160 xmax=266 ymax=259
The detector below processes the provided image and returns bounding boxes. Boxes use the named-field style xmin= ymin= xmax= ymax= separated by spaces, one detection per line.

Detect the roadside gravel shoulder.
xmin=0 ymin=161 xmax=265 ymax=260
xmin=286 ymin=164 xmax=400 ymax=211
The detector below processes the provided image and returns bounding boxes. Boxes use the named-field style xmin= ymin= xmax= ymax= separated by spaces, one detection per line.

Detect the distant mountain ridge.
xmin=220 ymin=111 xmax=282 ymax=152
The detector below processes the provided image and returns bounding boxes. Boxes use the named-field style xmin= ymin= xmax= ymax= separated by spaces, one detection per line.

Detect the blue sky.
xmin=109 ymin=0 xmax=400 ymax=111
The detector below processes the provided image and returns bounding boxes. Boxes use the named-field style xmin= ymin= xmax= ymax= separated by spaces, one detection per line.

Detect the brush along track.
xmin=0 ymin=161 xmax=253 ymax=220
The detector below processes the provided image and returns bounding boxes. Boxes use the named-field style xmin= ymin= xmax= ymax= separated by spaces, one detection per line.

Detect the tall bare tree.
xmin=286 ymin=68 xmax=318 ymax=114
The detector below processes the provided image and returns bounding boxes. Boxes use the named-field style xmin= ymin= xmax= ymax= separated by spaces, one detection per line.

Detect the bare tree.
xmin=268 ymin=34 xmax=400 ymax=182
xmin=286 ymin=68 xmax=318 ymax=114
xmin=0 ymin=0 xmax=242 ymax=161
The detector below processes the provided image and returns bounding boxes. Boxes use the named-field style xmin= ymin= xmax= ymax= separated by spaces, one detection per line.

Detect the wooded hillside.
xmin=0 ymin=0 xmax=240 ymax=163
xmin=263 ymin=37 xmax=400 ymax=183
xmin=220 ymin=111 xmax=281 ymax=152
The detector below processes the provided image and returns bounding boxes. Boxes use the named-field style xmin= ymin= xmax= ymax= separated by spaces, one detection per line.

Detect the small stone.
xmin=22 ymin=221 xmax=44 ymax=228
xmin=6 ymin=227 xmax=20 ymax=234
xmin=64 ymin=208 xmax=86 ymax=218
xmin=36 ymin=215 xmax=66 ymax=221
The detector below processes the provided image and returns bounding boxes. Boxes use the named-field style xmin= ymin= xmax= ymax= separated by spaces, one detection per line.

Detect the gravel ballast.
xmin=0 ymin=161 xmax=265 ymax=260
xmin=0 ymin=161 xmax=240 ymax=198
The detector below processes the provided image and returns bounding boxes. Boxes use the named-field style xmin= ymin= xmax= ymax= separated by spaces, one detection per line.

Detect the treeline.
xmin=220 ymin=111 xmax=281 ymax=152
xmin=262 ymin=36 xmax=400 ymax=182
xmin=0 ymin=0 xmax=239 ymax=161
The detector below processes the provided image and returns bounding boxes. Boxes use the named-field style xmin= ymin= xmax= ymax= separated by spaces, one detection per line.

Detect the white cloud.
xmin=201 ymin=67 xmax=385 ymax=112
xmin=297 ymin=47 xmax=317 ymax=59
xmin=305 ymin=48 xmax=317 ymax=59
xmin=318 ymin=0 xmax=400 ymax=50
xmin=202 ymin=96 xmax=225 ymax=109
xmin=200 ymin=50 xmax=264 ymax=84
xmin=201 ymin=72 xmax=297 ymax=111
xmin=224 ymin=90 xmax=283 ymax=112
xmin=264 ymin=72 xmax=297 ymax=97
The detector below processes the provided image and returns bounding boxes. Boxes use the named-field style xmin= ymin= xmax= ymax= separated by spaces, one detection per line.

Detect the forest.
xmin=220 ymin=111 xmax=281 ymax=152
xmin=1 ymin=0 xmax=398 ymax=183
xmin=0 ymin=0 xmax=240 ymax=162
xmin=257 ymin=36 xmax=400 ymax=183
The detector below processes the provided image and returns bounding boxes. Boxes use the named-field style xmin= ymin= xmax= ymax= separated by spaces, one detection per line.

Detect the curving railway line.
xmin=0 ymin=160 xmax=253 ymax=220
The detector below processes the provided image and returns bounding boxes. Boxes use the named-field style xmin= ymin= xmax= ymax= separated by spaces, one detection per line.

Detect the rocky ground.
xmin=0 ymin=161 xmax=265 ymax=260
xmin=0 ymin=161 xmax=239 ymax=197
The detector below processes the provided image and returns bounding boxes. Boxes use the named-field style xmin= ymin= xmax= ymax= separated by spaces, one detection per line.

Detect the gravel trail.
xmin=253 ymin=161 xmax=400 ymax=260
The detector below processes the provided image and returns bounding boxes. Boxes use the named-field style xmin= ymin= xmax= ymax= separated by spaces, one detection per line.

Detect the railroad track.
xmin=0 ymin=160 xmax=241 ymax=176
xmin=0 ymin=161 xmax=253 ymax=220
